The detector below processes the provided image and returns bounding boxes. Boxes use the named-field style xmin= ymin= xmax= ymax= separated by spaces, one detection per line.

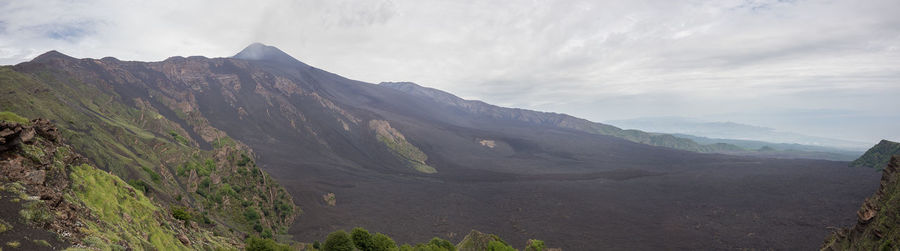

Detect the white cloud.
xmin=1 ymin=0 xmax=898 ymax=142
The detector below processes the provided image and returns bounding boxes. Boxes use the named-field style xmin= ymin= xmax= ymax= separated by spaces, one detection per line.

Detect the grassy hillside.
xmin=0 ymin=66 xmax=297 ymax=241
xmin=0 ymin=116 xmax=235 ymax=250
xmin=851 ymin=140 xmax=900 ymax=168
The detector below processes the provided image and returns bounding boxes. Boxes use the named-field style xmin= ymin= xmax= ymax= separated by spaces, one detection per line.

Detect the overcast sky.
xmin=1 ymin=0 xmax=898 ymax=143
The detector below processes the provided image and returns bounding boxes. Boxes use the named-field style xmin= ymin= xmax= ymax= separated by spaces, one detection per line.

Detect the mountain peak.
xmin=233 ymin=43 xmax=306 ymax=66
xmin=31 ymin=50 xmax=75 ymax=63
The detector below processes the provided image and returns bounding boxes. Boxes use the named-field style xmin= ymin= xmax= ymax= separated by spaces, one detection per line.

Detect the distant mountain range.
xmin=607 ymin=116 xmax=872 ymax=151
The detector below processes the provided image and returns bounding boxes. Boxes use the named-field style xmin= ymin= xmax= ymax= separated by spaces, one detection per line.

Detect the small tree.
xmin=351 ymin=227 xmax=375 ymax=251
xmin=324 ymin=230 xmax=354 ymax=251
xmin=372 ymin=233 xmax=398 ymax=251
xmin=245 ymin=236 xmax=291 ymax=251
xmin=428 ymin=237 xmax=455 ymax=251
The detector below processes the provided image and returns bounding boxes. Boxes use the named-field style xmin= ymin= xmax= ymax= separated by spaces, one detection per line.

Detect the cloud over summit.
xmin=1 ymin=0 xmax=898 ymax=142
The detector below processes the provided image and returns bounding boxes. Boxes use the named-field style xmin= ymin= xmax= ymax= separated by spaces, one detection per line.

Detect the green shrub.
xmin=525 ymin=239 xmax=545 ymax=251
xmin=428 ymin=237 xmax=455 ymax=251
xmin=127 ymin=179 xmax=149 ymax=194
xmin=372 ymin=233 xmax=397 ymax=251
xmin=6 ymin=240 xmax=22 ymax=248
xmin=237 ymin=154 xmax=252 ymax=167
xmin=244 ymin=208 xmax=261 ymax=221
xmin=172 ymin=207 xmax=192 ymax=222
xmin=141 ymin=166 xmax=162 ymax=183
xmin=324 ymin=230 xmax=354 ymax=251
xmin=244 ymin=236 xmax=291 ymax=251
xmin=487 ymin=240 xmax=515 ymax=251
xmin=351 ymin=227 xmax=375 ymax=251
xmin=33 ymin=239 xmax=51 ymax=247
xmin=0 ymin=219 xmax=11 ymax=233
xmin=20 ymin=201 xmax=53 ymax=224
xmin=168 ymin=130 xmax=190 ymax=145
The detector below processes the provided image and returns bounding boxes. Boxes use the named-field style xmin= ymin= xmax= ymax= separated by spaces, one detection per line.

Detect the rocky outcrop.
xmin=0 ymin=119 xmax=92 ymax=244
xmin=823 ymin=155 xmax=900 ymax=250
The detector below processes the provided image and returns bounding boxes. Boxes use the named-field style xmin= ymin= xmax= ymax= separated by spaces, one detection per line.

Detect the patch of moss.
xmin=21 ymin=144 xmax=46 ymax=162
xmin=0 ymin=219 xmax=11 ymax=233
xmin=70 ymin=163 xmax=189 ymax=250
xmin=0 ymin=111 xmax=28 ymax=124
xmin=19 ymin=200 xmax=53 ymax=224
xmin=5 ymin=241 xmax=20 ymax=248
xmin=33 ymin=239 xmax=50 ymax=247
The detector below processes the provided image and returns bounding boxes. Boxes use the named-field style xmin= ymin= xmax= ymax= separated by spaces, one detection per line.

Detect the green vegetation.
xmin=351 ymin=227 xmax=375 ymax=251
xmin=315 ymin=228 xmax=543 ymax=251
xmin=172 ymin=207 xmax=192 ymax=221
xmin=851 ymin=140 xmax=900 ymax=168
xmin=127 ymin=179 xmax=150 ymax=194
xmin=0 ymin=111 xmax=28 ymax=124
xmin=244 ymin=236 xmax=291 ymax=251
xmin=372 ymin=233 xmax=398 ymax=251
xmin=524 ymin=240 xmax=545 ymax=251
xmin=6 ymin=241 xmax=20 ymax=248
xmin=487 ymin=241 xmax=515 ymax=251
xmin=33 ymin=239 xmax=51 ymax=247
xmin=19 ymin=200 xmax=53 ymax=225
xmin=0 ymin=67 xmax=298 ymax=243
xmin=324 ymin=230 xmax=354 ymax=251
xmin=376 ymin=134 xmax=437 ymax=174
xmin=0 ymin=219 xmax=10 ymax=234
xmin=169 ymin=130 xmax=191 ymax=146
xmin=70 ymin=163 xmax=190 ymax=250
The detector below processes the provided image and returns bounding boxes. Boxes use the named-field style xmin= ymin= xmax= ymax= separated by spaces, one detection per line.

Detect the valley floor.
xmin=253 ymin=147 xmax=880 ymax=250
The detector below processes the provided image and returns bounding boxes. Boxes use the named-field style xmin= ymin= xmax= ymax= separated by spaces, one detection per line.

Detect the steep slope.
xmin=0 ymin=44 xmax=881 ymax=250
xmin=851 ymin=140 xmax=900 ymax=168
xmin=0 ymin=117 xmax=235 ymax=250
xmin=379 ymin=81 xmax=744 ymax=153
xmin=823 ymin=155 xmax=900 ymax=250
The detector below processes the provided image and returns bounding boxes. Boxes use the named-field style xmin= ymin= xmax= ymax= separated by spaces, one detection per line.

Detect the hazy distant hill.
xmin=607 ymin=116 xmax=871 ymax=151
xmin=673 ymin=133 xmax=862 ymax=161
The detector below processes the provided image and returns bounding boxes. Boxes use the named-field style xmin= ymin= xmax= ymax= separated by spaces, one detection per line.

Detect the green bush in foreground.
xmin=351 ymin=227 xmax=375 ymax=251
xmin=244 ymin=236 xmax=291 ymax=251
xmin=525 ymin=239 xmax=545 ymax=251
xmin=324 ymin=230 xmax=354 ymax=251
xmin=487 ymin=240 xmax=515 ymax=251
xmin=372 ymin=233 xmax=398 ymax=251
